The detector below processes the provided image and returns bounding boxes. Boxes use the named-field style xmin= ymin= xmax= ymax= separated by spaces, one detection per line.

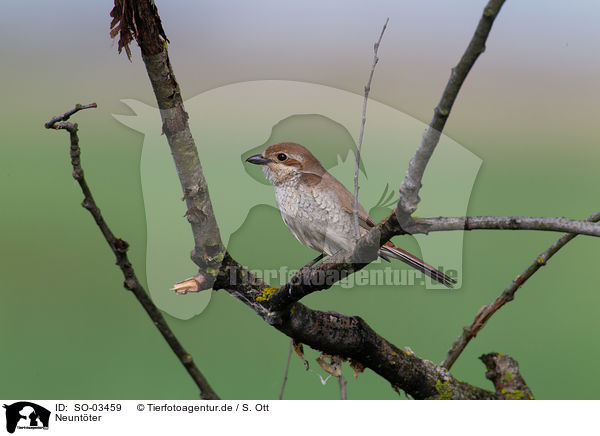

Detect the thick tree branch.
xmin=213 ymin=253 xmax=530 ymax=399
xmin=396 ymin=0 xmax=506 ymax=227
xmin=441 ymin=210 xmax=600 ymax=369
xmin=353 ymin=18 xmax=389 ymax=238
xmin=111 ymin=0 xmax=225 ymax=290
xmin=45 ymin=105 xmax=219 ymax=400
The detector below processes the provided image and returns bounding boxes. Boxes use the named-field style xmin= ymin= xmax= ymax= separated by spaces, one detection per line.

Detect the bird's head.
xmin=246 ymin=142 xmax=325 ymax=186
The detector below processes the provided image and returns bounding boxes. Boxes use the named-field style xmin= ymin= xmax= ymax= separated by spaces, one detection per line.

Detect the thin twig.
xmin=44 ymin=103 xmax=98 ymax=128
xmin=441 ymin=210 xmax=600 ymax=369
xmin=278 ymin=339 xmax=294 ymax=400
xmin=396 ymin=0 xmax=506 ymax=227
xmin=338 ymin=375 xmax=347 ymax=400
xmin=45 ymin=104 xmax=219 ymax=400
xmin=353 ymin=18 xmax=389 ymax=238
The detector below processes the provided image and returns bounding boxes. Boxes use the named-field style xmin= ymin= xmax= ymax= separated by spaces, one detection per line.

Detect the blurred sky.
xmin=2 ymin=0 xmax=599 ymax=150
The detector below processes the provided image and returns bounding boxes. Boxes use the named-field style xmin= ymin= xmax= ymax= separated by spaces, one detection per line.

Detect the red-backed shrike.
xmin=247 ymin=142 xmax=455 ymax=288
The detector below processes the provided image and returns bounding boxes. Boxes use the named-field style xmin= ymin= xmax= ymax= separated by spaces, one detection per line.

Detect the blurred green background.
xmin=1 ymin=0 xmax=599 ymax=399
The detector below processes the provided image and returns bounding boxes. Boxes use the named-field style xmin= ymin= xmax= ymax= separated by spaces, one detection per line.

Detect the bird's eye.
xmin=277 ymin=153 xmax=287 ymax=162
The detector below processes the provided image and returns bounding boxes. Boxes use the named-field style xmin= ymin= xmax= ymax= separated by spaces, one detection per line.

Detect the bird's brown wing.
xmin=322 ymin=172 xmax=375 ymax=230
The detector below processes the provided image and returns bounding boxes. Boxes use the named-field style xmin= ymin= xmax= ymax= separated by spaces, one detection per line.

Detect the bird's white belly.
xmin=273 ymin=184 xmax=355 ymax=256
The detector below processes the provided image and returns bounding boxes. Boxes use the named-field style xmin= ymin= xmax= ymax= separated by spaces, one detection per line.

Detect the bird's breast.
xmin=272 ymin=183 xmax=355 ymax=255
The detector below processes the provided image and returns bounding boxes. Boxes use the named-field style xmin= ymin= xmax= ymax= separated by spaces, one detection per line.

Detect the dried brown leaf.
xmin=316 ymin=354 xmax=345 ymax=377
xmin=109 ymin=0 xmax=169 ymax=60
xmin=349 ymin=359 xmax=365 ymax=378
xmin=292 ymin=340 xmax=308 ymax=370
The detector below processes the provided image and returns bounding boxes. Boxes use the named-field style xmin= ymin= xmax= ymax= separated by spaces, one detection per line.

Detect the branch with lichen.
xmin=212 ymin=253 xmax=531 ymax=399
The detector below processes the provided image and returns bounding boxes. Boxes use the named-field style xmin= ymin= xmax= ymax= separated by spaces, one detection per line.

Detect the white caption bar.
xmin=0 ymin=400 xmax=595 ymax=435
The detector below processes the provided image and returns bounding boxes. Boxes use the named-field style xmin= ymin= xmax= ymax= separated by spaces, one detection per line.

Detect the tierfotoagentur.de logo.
xmin=3 ymin=402 xmax=50 ymax=434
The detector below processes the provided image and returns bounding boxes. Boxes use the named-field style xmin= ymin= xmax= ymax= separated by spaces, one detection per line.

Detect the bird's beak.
xmin=246 ymin=154 xmax=271 ymax=165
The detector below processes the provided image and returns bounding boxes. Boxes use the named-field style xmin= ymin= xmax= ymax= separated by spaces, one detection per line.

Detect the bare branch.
xmin=441 ymin=210 xmax=600 ymax=369
xmin=353 ymin=18 xmax=389 ymax=238
xmin=278 ymin=339 xmax=294 ymax=400
xmin=45 ymin=104 xmax=219 ymax=400
xmin=111 ymin=0 xmax=225 ymax=290
xmin=339 ymin=375 xmax=348 ymax=400
xmin=412 ymin=216 xmax=600 ymax=237
xmin=44 ymin=103 xmax=97 ymax=128
xmin=396 ymin=0 xmax=506 ymax=227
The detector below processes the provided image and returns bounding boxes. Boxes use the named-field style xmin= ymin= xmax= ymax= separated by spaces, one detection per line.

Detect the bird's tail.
xmin=379 ymin=241 xmax=456 ymax=288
